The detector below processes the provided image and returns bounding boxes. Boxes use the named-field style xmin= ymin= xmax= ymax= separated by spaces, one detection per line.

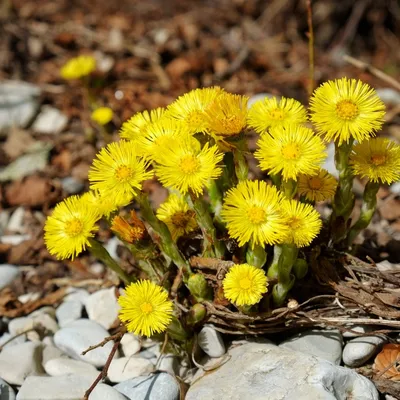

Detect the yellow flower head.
xmin=350 ymin=137 xmax=400 ymax=184
xmin=247 ymin=96 xmax=308 ymax=135
xmin=281 ymin=199 xmax=322 ymax=247
xmin=120 ymin=108 xmax=166 ymax=142
xmin=167 ymin=87 xmax=224 ymax=134
xmin=138 ymin=118 xmax=192 ymax=160
xmin=155 ymin=138 xmax=223 ymax=196
xmin=223 ymin=264 xmax=268 ymax=306
xmin=255 ymin=125 xmax=326 ymax=181
xmin=221 ymin=180 xmax=288 ymax=247
xmin=205 ymin=93 xmax=248 ymax=137
xmin=298 ymin=169 xmax=338 ymax=202
xmin=88 ymin=141 xmax=153 ymax=203
xmin=60 ymin=55 xmax=96 ymax=80
xmin=118 ymin=280 xmax=173 ymax=337
xmin=91 ymin=107 xmax=113 ymax=126
xmin=156 ymin=194 xmax=197 ymax=240
xmin=44 ymin=195 xmax=100 ymax=260
xmin=310 ymin=78 xmax=386 ymax=145
xmin=111 ymin=211 xmax=147 ymax=243
xmin=82 ymin=190 xmax=132 ymax=218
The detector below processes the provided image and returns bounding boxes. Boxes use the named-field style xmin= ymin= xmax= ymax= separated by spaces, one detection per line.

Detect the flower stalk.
xmin=246 ymin=242 xmax=267 ymax=268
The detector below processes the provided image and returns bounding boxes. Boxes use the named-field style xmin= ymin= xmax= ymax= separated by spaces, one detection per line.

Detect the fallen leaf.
xmin=3 ymin=129 xmax=36 ymax=159
xmin=374 ymin=344 xmax=400 ymax=380
xmin=380 ymin=198 xmax=400 ymax=221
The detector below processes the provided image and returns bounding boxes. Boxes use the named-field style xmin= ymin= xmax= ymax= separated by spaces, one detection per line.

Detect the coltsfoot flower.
xmin=91 ymin=107 xmax=113 ymax=125
xmin=88 ymin=141 xmax=152 ymax=203
xmin=281 ymin=199 xmax=322 ymax=247
xmin=156 ymin=194 xmax=197 ymax=240
xmin=223 ymin=264 xmax=268 ymax=306
xmin=118 ymin=280 xmax=173 ymax=337
xmin=111 ymin=211 xmax=147 ymax=243
xmin=44 ymin=195 xmax=100 ymax=260
xmin=310 ymin=78 xmax=386 ymax=145
xmin=350 ymin=137 xmax=400 ymax=184
xmin=248 ymin=96 xmax=308 ymax=135
xmin=255 ymin=125 xmax=326 ymax=181
xmin=60 ymin=55 xmax=96 ymax=80
xmin=221 ymin=180 xmax=288 ymax=247
xmin=82 ymin=190 xmax=132 ymax=218
xmin=298 ymin=169 xmax=338 ymax=202
xmin=155 ymin=138 xmax=223 ymax=196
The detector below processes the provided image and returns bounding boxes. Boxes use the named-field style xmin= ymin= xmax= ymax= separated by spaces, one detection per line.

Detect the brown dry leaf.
xmin=375 ymin=292 xmax=400 ymax=309
xmin=3 ymin=129 xmax=36 ymax=160
xmin=5 ymin=175 xmax=61 ymax=207
xmin=380 ymin=198 xmax=400 ymax=221
xmin=373 ymin=344 xmax=400 ymax=380
xmin=8 ymin=238 xmax=44 ymax=265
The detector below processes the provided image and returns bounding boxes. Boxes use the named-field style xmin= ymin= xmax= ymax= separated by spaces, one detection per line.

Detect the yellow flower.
xmin=281 ymin=199 xmax=322 ymax=247
xmin=350 ymin=137 xmax=400 ymax=184
xmin=167 ymin=87 xmax=223 ymax=134
xmin=138 ymin=118 xmax=192 ymax=160
xmin=120 ymin=108 xmax=166 ymax=142
xmin=223 ymin=264 xmax=268 ymax=306
xmin=82 ymin=190 xmax=132 ymax=218
xmin=205 ymin=93 xmax=248 ymax=137
xmin=91 ymin=107 xmax=113 ymax=125
xmin=247 ymin=96 xmax=308 ymax=135
xmin=155 ymin=138 xmax=223 ymax=195
xmin=310 ymin=77 xmax=386 ymax=145
xmin=156 ymin=194 xmax=197 ymax=240
xmin=111 ymin=211 xmax=147 ymax=243
xmin=44 ymin=195 xmax=100 ymax=260
xmin=255 ymin=125 xmax=326 ymax=181
xmin=60 ymin=55 xmax=96 ymax=80
xmin=118 ymin=280 xmax=173 ymax=337
xmin=298 ymin=169 xmax=338 ymax=202
xmin=221 ymin=180 xmax=288 ymax=247
xmin=88 ymin=141 xmax=152 ymax=203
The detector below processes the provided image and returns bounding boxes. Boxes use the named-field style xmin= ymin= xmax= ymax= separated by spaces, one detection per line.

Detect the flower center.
xmin=171 ymin=211 xmax=193 ymax=229
xmin=219 ymin=116 xmax=243 ymax=135
xmin=115 ymin=165 xmax=133 ymax=182
xmin=187 ymin=111 xmax=205 ymax=130
xmin=180 ymin=155 xmax=199 ymax=175
xmin=247 ymin=206 xmax=266 ymax=224
xmin=140 ymin=302 xmax=153 ymax=314
xmin=289 ymin=216 xmax=302 ymax=230
xmin=309 ymin=177 xmax=322 ymax=190
xmin=282 ymin=143 xmax=300 ymax=160
xmin=335 ymin=100 xmax=359 ymax=120
xmin=269 ymin=108 xmax=285 ymax=120
xmin=239 ymin=277 xmax=251 ymax=289
xmin=371 ymin=154 xmax=386 ymax=166
xmin=65 ymin=218 xmax=84 ymax=237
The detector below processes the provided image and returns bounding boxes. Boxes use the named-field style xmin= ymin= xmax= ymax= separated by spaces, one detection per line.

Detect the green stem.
xmin=281 ymin=179 xmax=297 ymax=199
xmin=347 ymin=180 xmax=379 ymax=245
xmin=188 ymin=193 xmax=225 ymax=258
xmin=208 ymin=180 xmax=224 ymax=225
xmin=220 ymin=152 xmax=237 ymax=193
xmin=136 ymin=192 xmax=191 ymax=280
xmin=267 ymin=245 xmax=283 ymax=280
xmin=246 ymin=242 xmax=267 ymax=268
xmin=270 ymin=174 xmax=282 ymax=190
xmin=88 ymin=239 xmax=132 ymax=284
xmin=233 ymin=148 xmax=249 ymax=182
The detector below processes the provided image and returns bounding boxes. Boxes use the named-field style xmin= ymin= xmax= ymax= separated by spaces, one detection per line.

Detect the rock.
xmin=0 ymin=265 xmax=19 ymax=290
xmin=114 ymin=373 xmax=180 ymax=400
xmin=342 ymin=325 xmax=370 ymax=339
xmin=198 ymin=326 xmax=226 ymax=358
xmin=85 ymin=288 xmax=120 ymax=329
xmin=0 ymin=332 xmax=26 ymax=349
xmin=186 ymin=342 xmax=378 ymax=400
xmin=0 ymin=342 xmax=44 ymax=385
xmin=53 ymin=319 xmax=118 ymax=367
xmin=60 ymin=177 xmax=84 ymax=195
xmin=89 ymin=383 xmax=128 ymax=400
xmin=120 ymin=334 xmax=140 ymax=357
xmin=247 ymin=93 xmax=274 ymax=108
xmin=376 ymin=88 xmax=400 ymax=106
xmin=8 ymin=313 xmax=58 ymax=341
xmin=56 ymin=301 xmax=82 ymax=327
xmin=323 ymin=142 xmax=338 ymax=178
xmin=0 ymin=81 xmax=40 ymax=133
xmin=7 ymin=207 xmax=25 ymax=233
xmin=279 ymin=329 xmax=343 ymax=365
xmin=44 ymin=357 xmax=98 ymax=379
xmin=16 ymin=374 xmax=93 ymax=400
xmin=63 ymin=288 xmax=89 ymax=304
xmin=42 ymin=344 xmax=65 ymax=365
xmin=0 ymin=377 xmax=16 ymax=400
xmin=108 ymin=357 xmax=153 ymax=383
xmin=32 ymin=106 xmax=68 ymax=135
xmin=30 ymin=306 xmax=57 ymax=319
xmin=0 ymin=235 xmax=30 ymax=245
xmin=157 ymin=354 xmax=179 ymax=375
xmin=343 ymin=335 xmax=387 ymax=367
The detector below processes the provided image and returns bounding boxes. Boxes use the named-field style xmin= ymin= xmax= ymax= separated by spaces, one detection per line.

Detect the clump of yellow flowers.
xmin=45 ymin=78 xmax=400 ymax=339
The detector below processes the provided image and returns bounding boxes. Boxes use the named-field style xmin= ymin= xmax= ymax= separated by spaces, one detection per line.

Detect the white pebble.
xmin=56 ymin=301 xmax=82 ymax=327
xmin=108 ymin=357 xmax=153 ymax=383
xmin=44 ymin=357 xmax=99 ymax=379
xmin=85 ymin=288 xmax=120 ymax=330
xmin=120 ymin=333 xmax=141 ymax=357
xmin=198 ymin=325 xmax=226 ymax=358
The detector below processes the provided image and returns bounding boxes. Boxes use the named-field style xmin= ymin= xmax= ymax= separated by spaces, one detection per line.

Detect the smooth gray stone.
xmin=342 ymin=335 xmax=387 ymax=367
xmin=85 ymin=288 xmax=119 ymax=330
xmin=186 ymin=342 xmax=378 ymax=400
xmin=89 ymin=383 xmax=128 ymax=400
xmin=279 ymin=329 xmax=343 ymax=365
xmin=56 ymin=301 xmax=82 ymax=328
xmin=32 ymin=106 xmax=68 ymax=135
xmin=198 ymin=325 xmax=226 ymax=358
xmin=60 ymin=177 xmax=84 ymax=195
xmin=0 ymin=265 xmax=19 ymax=290
xmin=0 ymin=377 xmax=16 ymax=400
xmin=114 ymin=373 xmax=180 ymax=400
